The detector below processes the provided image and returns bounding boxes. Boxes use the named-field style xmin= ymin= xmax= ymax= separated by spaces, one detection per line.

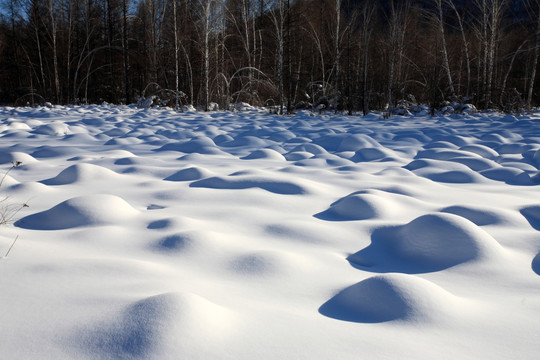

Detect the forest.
xmin=0 ymin=0 xmax=539 ymax=114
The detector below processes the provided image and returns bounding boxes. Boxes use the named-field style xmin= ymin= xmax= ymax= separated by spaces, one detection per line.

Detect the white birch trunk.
xmin=436 ymin=0 xmax=455 ymax=97
xmin=527 ymin=0 xmax=540 ymax=109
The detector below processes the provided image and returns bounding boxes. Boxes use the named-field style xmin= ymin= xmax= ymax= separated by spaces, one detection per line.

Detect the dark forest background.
xmin=1 ymin=0 xmax=539 ymax=114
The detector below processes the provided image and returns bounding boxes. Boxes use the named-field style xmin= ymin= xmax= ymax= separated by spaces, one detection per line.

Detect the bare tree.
xmin=526 ymin=0 xmax=540 ymax=109
xmin=268 ymin=0 xmax=285 ymax=114
xmin=47 ymin=0 xmax=61 ymax=103
xmin=473 ymin=0 xmax=507 ymax=108
xmin=173 ymin=0 xmax=179 ymax=110
xmin=385 ymin=0 xmax=410 ymax=115
xmin=433 ymin=0 xmax=454 ymax=97
xmin=446 ymin=0 xmax=471 ymax=97
xmin=500 ymin=40 xmax=527 ymax=107
xmin=333 ymin=0 xmax=341 ymax=110
xmin=360 ymin=2 xmax=374 ymax=115
xmin=196 ymin=0 xmax=217 ymax=111
xmin=122 ymin=0 xmax=130 ymax=103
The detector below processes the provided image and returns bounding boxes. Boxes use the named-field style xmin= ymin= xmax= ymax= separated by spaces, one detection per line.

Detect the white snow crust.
xmin=0 ymin=105 xmax=539 ymax=359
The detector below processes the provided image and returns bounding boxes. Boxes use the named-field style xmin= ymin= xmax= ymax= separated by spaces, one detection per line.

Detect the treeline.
xmin=0 ymin=0 xmax=539 ymax=114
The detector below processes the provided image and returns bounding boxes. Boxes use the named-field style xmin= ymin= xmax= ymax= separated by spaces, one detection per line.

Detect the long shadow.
xmin=520 ymin=207 xmax=540 ymax=231
xmin=532 ymin=252 xmax=540 ymax=276
xmin=318 ymin=278 xmax=410 ymax=323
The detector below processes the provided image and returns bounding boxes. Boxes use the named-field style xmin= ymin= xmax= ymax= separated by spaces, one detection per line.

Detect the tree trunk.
xmin=361 ymin=4 xmax=374 ymax=116
xmin=122 ymin=0 xmax=130 ymax=104
xmin=203 ymin=0 xmax=211 ymax=111
xmin=49 ymin=0 xmax=60 ymax=103
xmin=527 ymin=0 xmax=540 ymax=109
xmin=334 ymin=0 xmax=340 ymax=111
xmin=436 ymin=0 xmax=455 ymax=97
xmin=447 ymin=0 xmax=471 ymax=97
xmin=173 ymin=0 xmax=180 ymax=110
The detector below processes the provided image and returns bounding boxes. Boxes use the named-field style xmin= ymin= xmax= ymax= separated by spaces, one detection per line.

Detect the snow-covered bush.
xmin=137 ymin=83 xmax=187 ymax=109
xmin=207 ymin=102 xmax=219 ymax=111
xmin=234 ymin=102 xmax=254 ymax=111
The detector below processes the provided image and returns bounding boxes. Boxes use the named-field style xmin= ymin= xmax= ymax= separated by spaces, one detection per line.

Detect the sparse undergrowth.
xmin=1 ymin=161 xmax=27 ymax=259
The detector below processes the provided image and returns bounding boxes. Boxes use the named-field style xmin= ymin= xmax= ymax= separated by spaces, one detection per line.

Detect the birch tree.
xmin=268 ymin=0 xmax=285 ymax=114
xmin=526 ymin=0 xmax=540 ymax=109
xmin=360 ymin=2 xmax=374 ymax=115
xmin=446 ymin=0 xmax=471 ymax=97
xmin=433 ymin=0 xmax=454 ymax=97
xmin=385 ymin=0 xmax=409 ymax=115
xmin=122 ymin=0 xmax=130 ymax=103
xmin=473 ymin=0 xmax=507 ymax=108
xmin=47 ymin=0 xmax=60 ymax=103
xmin=173 ymin=0 xmax=179 ymax=109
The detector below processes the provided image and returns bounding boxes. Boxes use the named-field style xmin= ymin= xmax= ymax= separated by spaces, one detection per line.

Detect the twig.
xmin=4 ymin=235 xmax=19 ymax=258
xmin=0 ymin=161 xmax=22 ymax=188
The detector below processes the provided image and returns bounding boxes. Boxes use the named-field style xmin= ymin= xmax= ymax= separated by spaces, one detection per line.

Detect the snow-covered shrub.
xmin=500 ymin=88 xmax=524 ymax=113
xmin=138 ymin=83 xmax=187 ymax=109
xmin=393 ymin=96 xmax=418 ymax=116
xmin=137 ymin=95 xmax=157 ymax=109
xmin=182 ymin=104 xmax=196 ymax=112
xmin=453 ymin=103 xmax=477 ymax=115
xmin=294 ymin=101 xmax=310 ymax=110
xmin=207 ymin=102 xmax=219 ymax=111
xmin=234 ymin=102 xmax=253 ymax=111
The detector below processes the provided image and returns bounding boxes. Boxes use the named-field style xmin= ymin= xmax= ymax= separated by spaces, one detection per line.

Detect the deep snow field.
xmin=0 ymin=105 xmax=539 ymax=359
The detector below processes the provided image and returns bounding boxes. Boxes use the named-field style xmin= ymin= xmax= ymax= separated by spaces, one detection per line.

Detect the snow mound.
xmin=83 ymin=292 xmax=232 ymax=358
xmin=448 ymin=157 xmax=498 ymax=171
xmin=219 ymin=135 xmax=273 ymax=148
xmin=480 ymin=167 xmax=532 ymax=185
xmin=15 ymin=194 xmax=138 ymax=230
xmin=0 ymin=120 xmax=31 ymax=131
xmin=41 ymin=163 xmax=121 ymax=185
xmin=415 ymin=149 xmax=481 ymax=161
xmin=190 ymin=175 xmax=308 ymax=195
xmin=31 ymin=145 xmax=82 ymax=159
xmin=32 ymin=122 xmax=70 ymax=136
xmin=440 ymin=205 xmax=519 ymax=226
xmin=0 ymin=173 xmax=19 ymax=187
xmin=0 ymin=151 xmax=37 ymax=165
xmin=532 ymin=148 xmax=540 ymax=166
xmin=284 ymin=151 xmax=313 ymax=161
xmin=405 ymin=159 xmax=484 ymax=183
xmin=104 ymin=137 xmax=143 ymax=146
xmin=429 ymin=170 xmax=484 ymax=183
xmin=348 ymin=213 xmax=504 ymax=273
xmin=156 ymin=137 xmax=223 ymax=154
xmin=316 ymin=192 xmax=403 ymax=221
xmin=337 ymin=134 xmax=381 ymax=151
xmin=241 ymin=149 xmax=286 ymax=161
xmin=459 ymin=144 xmax=499 ymax=159
xmin=350 ymin=147 xmax=397 ymax=162
xmin=291 ymin=143 xmax=328 ymax=155
xmin=164 ymin=166 xmax=213 ymax=181
xmin=319 ymin=273 xmax=464 ymax=323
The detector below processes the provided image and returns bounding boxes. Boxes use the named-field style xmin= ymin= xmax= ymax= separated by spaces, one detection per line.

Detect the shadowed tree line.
xmin=0 ymin=0 xmax=539 ymax=114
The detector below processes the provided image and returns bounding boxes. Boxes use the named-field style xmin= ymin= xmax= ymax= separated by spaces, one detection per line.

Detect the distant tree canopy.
xmin=0 ymin=0 xmax=539 ymax=113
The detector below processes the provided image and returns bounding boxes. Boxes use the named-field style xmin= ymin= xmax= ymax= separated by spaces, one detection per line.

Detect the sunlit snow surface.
xmin=1 ymin=105 xmax=540 ymax=359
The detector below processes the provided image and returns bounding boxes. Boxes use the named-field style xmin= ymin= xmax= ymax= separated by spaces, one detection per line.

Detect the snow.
xmin=1 ymin=105 xmax=540 ymax=359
